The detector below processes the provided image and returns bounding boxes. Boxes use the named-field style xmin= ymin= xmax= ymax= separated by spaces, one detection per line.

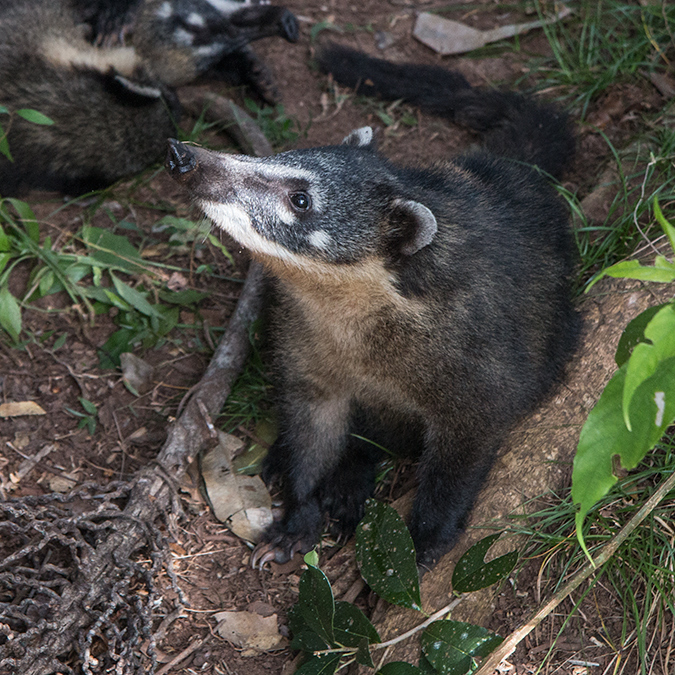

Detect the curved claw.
xmin=251 ymin=535 xmax=312 ymax=569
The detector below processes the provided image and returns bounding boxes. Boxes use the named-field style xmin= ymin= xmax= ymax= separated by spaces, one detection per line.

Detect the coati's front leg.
xmin=252 ymin=394 xmax=355 ymax=567
xmin=409 ymin=421 xmax=498 ymax=568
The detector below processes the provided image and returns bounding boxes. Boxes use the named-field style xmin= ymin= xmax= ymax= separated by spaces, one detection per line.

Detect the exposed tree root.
xmin=0 ymin=261 xmax=265 ymax=674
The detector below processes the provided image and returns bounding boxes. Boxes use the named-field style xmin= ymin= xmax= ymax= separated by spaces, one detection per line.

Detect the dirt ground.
xmin=0 ymin=0 xmax=671 ymax=674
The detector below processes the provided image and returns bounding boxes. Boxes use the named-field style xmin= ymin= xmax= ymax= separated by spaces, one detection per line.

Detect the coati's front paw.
xmin=250 ymin=523 xmax=316 ymax=569
xmin=260 ymin=442 xmax=288 ymax=486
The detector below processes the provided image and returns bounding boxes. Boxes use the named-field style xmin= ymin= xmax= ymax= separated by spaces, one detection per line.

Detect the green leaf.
xmin=98 ymin=328 xmax=134 ymax=369
xmin=288 ymin=606 xmax=331 ymax=652
xmin=355 ymin=500 xmax=421 ymax=611
xmin=79 ymin=397 xmax=97 ymax=416
xmin=309 ymin=20 xmax=342 ymax=44
xmin=417 ymin=655 xmax=439 ymax=673
xmin=0 ymin=106 xmax=8 ymax=115
xmin=16 ymin=109 xmax=54 ymax=125
xmin=333 ymin=601 xmax=379 ymax=665
xmin=53 ymin=333 xmax=68 ymax=350
xmin=206 ymin=232 xmax=234 ymax=264
xmin=7 ymin=199 xmax=39 ymax=242
xmin=0 ymin=253 xmax=10 ymax=277
xmin=297 ymin=564 xmax=335 ymax=645
xmin=0 ymin=224 xmax=9 ymax=251
xmin=653 ymin=196 xmax=675 ymax=254
xmin=572 ymin=357 xmax=675 ymax=558
xmin=304 ymin=549 xmax=320 ymax=568
xmin=622 ymin=304 xmax=675 ymax=430
xmin=376 ymin=110 xmax=395 ymax=126
xmin=155 ymin=304 xmax=179 ymax=338
xmin=111 ymin=275 xmax=162 ymax=318
xmin=451 ymin=533 xmax=517 ymax=593
xmin=158 ymin=289 xmax=209 ymax=305
xmin=0 ymin=285 xmax=21 ymax=340
xmin=334 ymin=602 xmax=379 ymax=647
xmin=354 ymin=639 xmax=374 ymax=668
xmin=64 ymin=263 xmax=91 ymax=284
xmin=82 ymin=226 xmax=145 ymax=273
xmin=603 ymin=259 xmax=675 ymax=283
xmin=0 ymin=125 xmax=13 ymax=162
xmin=614 ymin=304 xmax=668 ymax=367
xmin=103 ymin=287 xmax=132 ymax=311
xmin=421 ymin=620 xmax=503 ymax=675
xmin=378 ymin=663 xmax=426 ymax=675
xmin=295 ymin=653 xmax=343 ymax=675
xmin=38 ymin=269 xmax=56 ymax=297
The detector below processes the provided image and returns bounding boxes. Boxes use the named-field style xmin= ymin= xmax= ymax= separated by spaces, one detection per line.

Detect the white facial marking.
xmin=156 ymin=1 xmax=173 ymax=18
xmin=186 ymin=12 xmax=206 ymax=27
xmin=308 ymin=230 xmax=332 ymax=250
xmin=195 ymin=44 xmax=223 ymax=58
xmin=201 ymin=201 xmax=298 ymax=264
xmin=173 ymin=28 xmax=195 ymax=46
xmin=203 ymin=0 xmax=244 ymax=15
xmin=258 ymin=163 xmax=323 ymax=213
xmin=274 ymin=202 xmax=297 ymax=227
xmin=114 ymin=75 xmax=162 ymax=99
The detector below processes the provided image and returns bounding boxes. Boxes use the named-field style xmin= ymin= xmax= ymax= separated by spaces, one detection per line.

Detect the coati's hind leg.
xmin=252 ymin=395 xmax=354 ymax=567
xmin=409 ymin=423 xmax=498 ymax=568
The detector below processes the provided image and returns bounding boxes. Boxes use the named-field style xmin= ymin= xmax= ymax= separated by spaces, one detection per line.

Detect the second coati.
xmin=0 ymin=0 xmax=298 ymax=196
xmin=73 ymin=0 xmax=299 ymax=98
xmin=165 ymin=49 xmax=580 ymax=567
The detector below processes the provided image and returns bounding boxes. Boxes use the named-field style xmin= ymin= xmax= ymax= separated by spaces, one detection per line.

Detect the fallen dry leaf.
xmin=0 ymin=401 xmax=46 ymax=417
xmin=200 ymin=431 xmax=273 ymax=543
xmin=413 ymin=7 xmax=572 ymax=56
xmin=214 ymin=610 xmax=283 ymax=655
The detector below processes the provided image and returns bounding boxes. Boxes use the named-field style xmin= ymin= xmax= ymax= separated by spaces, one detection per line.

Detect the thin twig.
xmin=474 ymin=468 xmax=675 ymax=675
xmin=310 ymin=597 xmax=463 ymax=661
xmin=373 ymin=597 xmax=463 ymax=651
xmin=155 ymin=637 xmax=207 ymax=675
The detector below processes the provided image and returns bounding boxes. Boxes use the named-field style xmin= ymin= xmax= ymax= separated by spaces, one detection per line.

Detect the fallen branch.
xmin=0 ymin=95 xmax=273 ymax=673
xmin=0 ymin=265 xmax=263 ymax=675
xmin=180 ymin=89 xmax=274 ymax=158
xmin=474 ymin=467 xmax=675 ymax=675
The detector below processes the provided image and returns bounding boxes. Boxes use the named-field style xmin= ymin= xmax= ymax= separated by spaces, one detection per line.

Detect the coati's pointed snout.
xmin=165 ymin=139 xmax=197 ymax=178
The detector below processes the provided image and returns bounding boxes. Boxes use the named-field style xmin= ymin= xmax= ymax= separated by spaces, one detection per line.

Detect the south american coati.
xmin=72 ymin=0 xmax=299 ymax=98
xmin=0 ymin=0 xmax=298 ymax=196
xmin=165 ymin=49 xmax=580 ymax=567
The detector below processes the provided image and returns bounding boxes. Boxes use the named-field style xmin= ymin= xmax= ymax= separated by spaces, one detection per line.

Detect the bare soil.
xmin=0 ymin=1 xmax=670 ymax=674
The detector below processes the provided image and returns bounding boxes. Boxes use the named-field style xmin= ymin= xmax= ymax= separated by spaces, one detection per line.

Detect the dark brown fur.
xmin=166 ymin=108 xmax=579 ymax=567
xmin=0 ymin=0 xmax=176 ymax=195
xmin=0 ymin=0 xmax=298 ymax=196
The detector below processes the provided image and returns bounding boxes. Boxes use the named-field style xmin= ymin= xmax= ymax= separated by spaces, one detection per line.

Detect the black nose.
xmin=165 ymin=139 xmax=197 ymax=177
xmin=280 ymin=10 xmax=299 ymax=42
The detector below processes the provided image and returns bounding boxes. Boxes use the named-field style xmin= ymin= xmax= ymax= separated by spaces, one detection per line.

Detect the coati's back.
xmin=0 ymin=0 xmax=176 ymax=195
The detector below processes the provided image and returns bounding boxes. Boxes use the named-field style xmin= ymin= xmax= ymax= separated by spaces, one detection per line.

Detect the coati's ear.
xmin=391 ymin=198 xmax=438 ymax=256
xmin=341 ymin=126 xmax=375 ymax=148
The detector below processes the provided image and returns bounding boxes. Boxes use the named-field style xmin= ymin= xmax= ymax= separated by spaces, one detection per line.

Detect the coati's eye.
xmin=289 ymin=192 xmax=311 ymax=211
